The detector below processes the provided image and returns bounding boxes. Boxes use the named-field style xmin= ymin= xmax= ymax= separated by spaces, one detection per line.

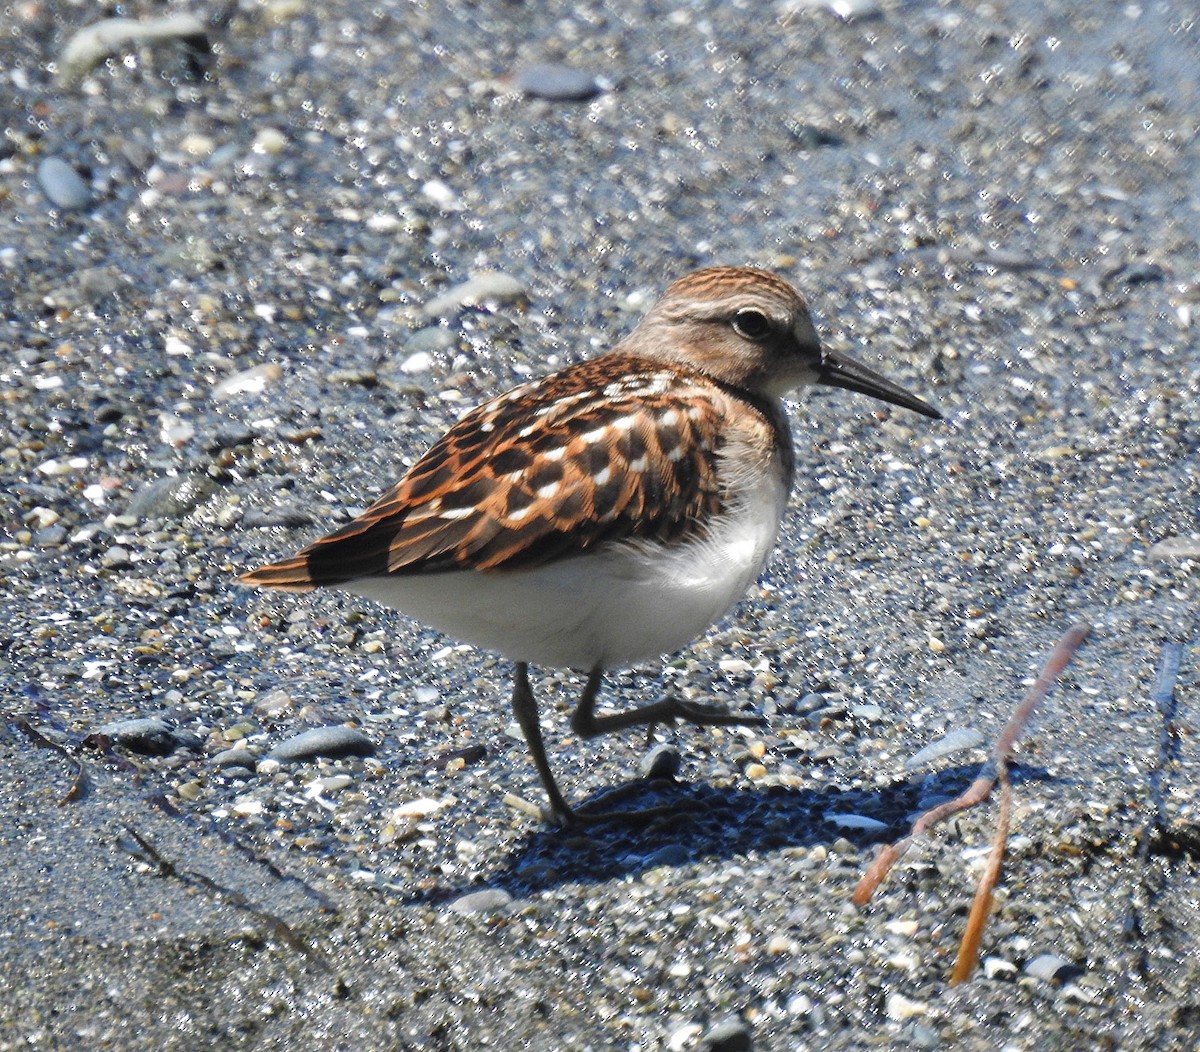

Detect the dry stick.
xmin=852 ymin=620 xmax=1092 ymax=908
xmin=949 ymin=754 xmax=1014 ymax=984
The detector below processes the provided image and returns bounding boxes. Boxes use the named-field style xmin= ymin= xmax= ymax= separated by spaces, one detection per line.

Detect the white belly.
xmin=339 ymin=471 xmax=788 ymax=670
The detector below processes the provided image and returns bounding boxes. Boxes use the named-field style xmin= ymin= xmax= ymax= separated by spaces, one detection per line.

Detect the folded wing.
xmin=238 ymin=354 xmax=729 ymax=591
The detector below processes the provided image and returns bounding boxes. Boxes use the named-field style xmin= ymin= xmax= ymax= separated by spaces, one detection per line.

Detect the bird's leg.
xmin=511 ymin=665 xmax=761 ymax=829
xmin=570 ymin=667 xmax=766 ymax=739
xmin=510 ymin=661 xmax=577 ymax=828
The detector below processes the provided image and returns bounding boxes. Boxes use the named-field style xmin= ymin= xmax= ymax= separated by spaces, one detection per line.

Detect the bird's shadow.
xmin=397 ymin=761 xmax=1054 ymax=906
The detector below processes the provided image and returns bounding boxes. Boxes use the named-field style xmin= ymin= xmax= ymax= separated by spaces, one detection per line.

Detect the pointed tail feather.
xmin=237 ymin=558 xmax=317 ymax=593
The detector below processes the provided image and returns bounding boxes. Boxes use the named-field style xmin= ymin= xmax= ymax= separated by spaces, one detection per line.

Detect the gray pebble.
xmin=253 ymin=688 xmax=295 ymax=720
xmin=698 ymin=1016 xmax=752 ymax=1052
xmin=124 ymin=472 xmax=215 ymax=521
xmin=824 ymin=813 xmax=889 ymax=834
xmin=793 ymin=692 xmax=827 ymax=714
xmin=448 ymin=888 xmax=514 ymax=914
xmin=100 ymin=545 xmax=132 ymax=569
xmin=849 ymin=703 xmax=884 ymax=722
xmin=514 ymin=64 xmax=603 ymax=102
xmin=34 ymin=526 xmax=69 ymax=548
xmin=267 ymin=726 xmax=377 ymax=762
xmin=1024 ymin=953 xmax=1082 ymax=983
xmin=405 ymin=326 xmax=458 ymax=356
xmin=210 ymin=748 xmax=258 ymax=773
xmin=642 ymin=843 xmax=691 ymax=869
xmin=786 ymin=123 xmax=845 ymax=149
xmin=905 ymin=727 xmax=986 ymax=771
xmin=97 ymin=717 xmax=179 ymax=756
xmin=641 ymin=744 xmax=683 ymax=780
xmin=37 ymin=158 xmax=92 ymax=210
xmin=422 ymin=272 xmax=527 ymax=318
xmin=806 ymin=705 xmax=848 ymax=726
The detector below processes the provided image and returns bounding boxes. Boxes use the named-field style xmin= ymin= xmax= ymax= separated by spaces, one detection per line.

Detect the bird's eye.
xmin=731 ymin=309 xmax=772 ymax=341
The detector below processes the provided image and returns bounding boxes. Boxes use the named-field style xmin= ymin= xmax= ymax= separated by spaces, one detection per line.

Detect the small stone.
xmin=390 ymin=797 xmax=446 ymax=818
xmin=641 ymin=744 xmax=682 ymax=779
xmin=794 ymin=692 xmax=826 ymax=714
xmin=1024 ymin=953 xmax=1083 ymax=983
xmin=97 ymin=717 xmax=179 ymax=756
xmin=698 ymin=1016 xmax=752 ymax=1052
xmin=400 ymin=351 xmax=434 ymax=374
xmin=448 ymin=888 xmax=513 ymax=914
xmin=824 ymin=813 xmax=889 ymax=834
xmin=642 ymin=843 xmax=690 ymax=869
xmin=253 ymin=688 xmax=295 ymax=720
xmin=211 ymin=747 xmax=258 ymax=772
xmin=786 ymin=993 xmax=813 ymax=1016
xmin=34 ymin=526 xmax=69 ymax=548
xmin=212 ymin=363 xmax=284 ymax=400
xmin=850 ymin=703 xmax=884 ymax=722
xmin=24 ymin=507 xmax=60 ymax=529
xmin=422 ymin=273 xmax=527 ymax=318
xmin=230 ymin=795 xmax=265 ymax=817
xmin=667 ymin=1024 xmax=704 ymax=1052
xmin=399 ymin=326 xmax=457 ymax=361
xmin=100 ymin=545 xmax=132 ymax=569
xmin=830 ymin=0 xmax=882 ymax=19
xmin=983 ymin=956 xmax=1018 ymax=981
xmin=252 ymin=128 xmax=288 ymax=155
xmin=905 ymin=727 xmax=986 ymax=771
xmin=37 ymin=158 xmax=92 ymax=210
xmin=1148 ymin=536 xmax=1200 ymax=560
xmin=124 ymin=472 xmax=215 ymax=521
xmin=267 ymin=726 xmax=377 ymax=762
xmin=885 ymin=993 xmax=928 ymax=1021
xmin=513 ymin=64 xmax=603 ymax=102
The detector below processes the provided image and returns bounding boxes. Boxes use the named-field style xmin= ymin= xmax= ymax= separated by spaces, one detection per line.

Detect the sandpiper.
xmin=240 ymin=266 xmax=941 ymax=825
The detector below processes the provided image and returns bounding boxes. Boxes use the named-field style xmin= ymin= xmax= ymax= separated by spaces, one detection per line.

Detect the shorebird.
xmin=240 ymin=267 xmax=941 ymax=826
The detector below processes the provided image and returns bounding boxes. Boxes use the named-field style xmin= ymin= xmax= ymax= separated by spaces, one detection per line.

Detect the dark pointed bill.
xmin=816 ymin=349 xmax=942 ymax=420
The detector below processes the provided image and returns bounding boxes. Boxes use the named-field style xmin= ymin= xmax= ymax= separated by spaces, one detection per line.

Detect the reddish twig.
xmin=852 ymin=621 xmax=1091 ymax=909
xmin=950 ymin=755 xmax=1013 ymax=984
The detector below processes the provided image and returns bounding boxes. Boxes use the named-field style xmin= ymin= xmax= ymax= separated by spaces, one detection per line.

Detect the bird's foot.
xmin=658 ymin=695 xmax=768 ymax=729
xmin=536 ymin=777 xmax=706 ymax=829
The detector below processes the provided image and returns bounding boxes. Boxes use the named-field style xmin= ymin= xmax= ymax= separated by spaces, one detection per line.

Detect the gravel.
xmin=3 ymin=0 xmax=1200 ymax=1049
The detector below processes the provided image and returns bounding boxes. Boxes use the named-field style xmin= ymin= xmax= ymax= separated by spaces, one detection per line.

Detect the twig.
xmin=950 ymin=756 xmax=1013 ymax=984
xmin=853 ymin=621 xmax=1091 ymax=907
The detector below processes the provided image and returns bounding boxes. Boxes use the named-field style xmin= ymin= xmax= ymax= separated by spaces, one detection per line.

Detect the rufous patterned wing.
xmin=238 ymin=353 xmax=731 ymax=589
